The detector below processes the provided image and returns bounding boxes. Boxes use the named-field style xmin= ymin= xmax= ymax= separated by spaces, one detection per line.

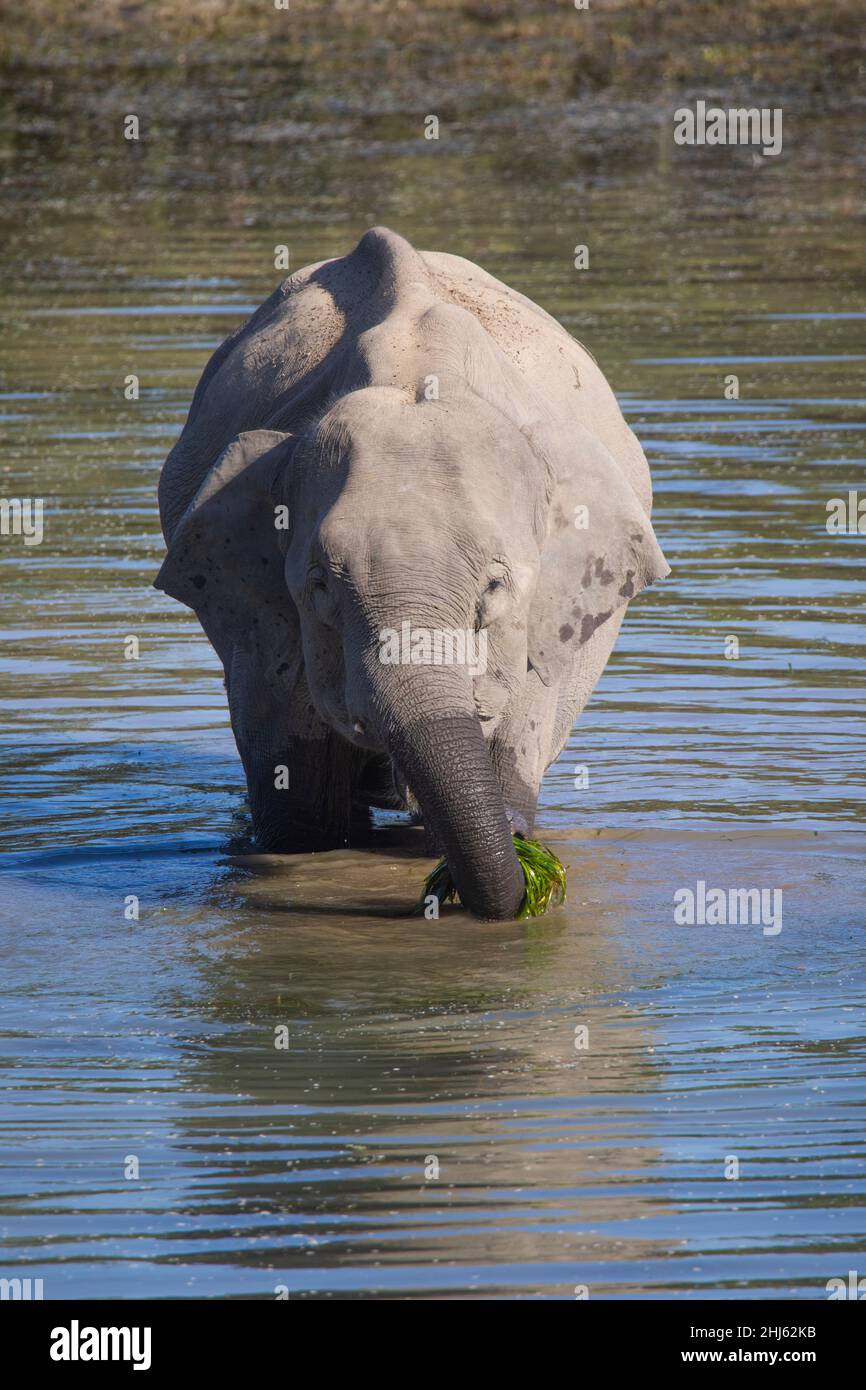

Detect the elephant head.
xmin=155 ymin=382 xmax=667 ymax=920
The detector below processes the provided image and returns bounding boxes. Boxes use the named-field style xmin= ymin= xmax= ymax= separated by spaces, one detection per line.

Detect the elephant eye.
xmin=305 ymin=563 xmax=339 ymax=627
xmin=477 ymin=570 xmax=511 ymax=629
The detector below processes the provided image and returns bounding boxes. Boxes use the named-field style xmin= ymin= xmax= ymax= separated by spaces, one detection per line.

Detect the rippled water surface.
xmin=1 ymin=104 xmax=864 ymax=1298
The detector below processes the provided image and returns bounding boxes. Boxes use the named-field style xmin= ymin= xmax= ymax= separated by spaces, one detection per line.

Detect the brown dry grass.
xmin=1 ymin=0 xmax=862 ymax=106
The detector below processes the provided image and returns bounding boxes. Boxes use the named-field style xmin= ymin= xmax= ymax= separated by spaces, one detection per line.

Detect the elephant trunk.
xmin=370 ymin=665 xmax=525 ymax=920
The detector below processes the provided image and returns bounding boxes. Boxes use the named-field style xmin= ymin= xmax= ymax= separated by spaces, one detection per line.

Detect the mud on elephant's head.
xmin=155 ymin=381 xmax=667 ymax=918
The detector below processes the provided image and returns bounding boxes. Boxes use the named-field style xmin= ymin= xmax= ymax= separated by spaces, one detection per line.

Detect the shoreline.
xmin=1 ymin=0 xmax=862 ymax=125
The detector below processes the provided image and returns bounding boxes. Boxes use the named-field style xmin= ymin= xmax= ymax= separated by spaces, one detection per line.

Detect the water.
xmin=1 ymin=99 xmax=864 ymax=1298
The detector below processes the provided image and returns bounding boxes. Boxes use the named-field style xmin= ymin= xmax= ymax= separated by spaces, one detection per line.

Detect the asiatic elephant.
xmin=155 ymin=227 xmax=668 ymax=920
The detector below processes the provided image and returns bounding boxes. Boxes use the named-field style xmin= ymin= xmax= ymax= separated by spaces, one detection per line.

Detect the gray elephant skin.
xmin=156 ymin=227 xmax=669 ymax=919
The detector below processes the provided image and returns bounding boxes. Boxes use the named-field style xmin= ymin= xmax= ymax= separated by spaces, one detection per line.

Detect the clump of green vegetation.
xmin=415 ymin=834 xmax=567 ymax=919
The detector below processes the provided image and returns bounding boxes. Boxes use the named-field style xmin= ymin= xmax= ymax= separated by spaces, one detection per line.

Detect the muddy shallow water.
xmin=0 ymin=101 xmax=864 ymax=1298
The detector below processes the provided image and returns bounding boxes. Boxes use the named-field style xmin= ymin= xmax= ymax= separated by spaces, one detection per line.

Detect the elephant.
xmin=155 ymin=226 xmax=668 ymax=920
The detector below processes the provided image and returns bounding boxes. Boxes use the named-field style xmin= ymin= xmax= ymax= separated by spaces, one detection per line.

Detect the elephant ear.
xmin=154 ymin=430 xmax=298 ymax=662
xmin=527 ymin=424 xmax=669 ymax=687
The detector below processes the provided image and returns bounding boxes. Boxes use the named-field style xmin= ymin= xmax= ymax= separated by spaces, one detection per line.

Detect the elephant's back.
xmin=420 ymin=249 xmax=653 ymax=516
xmin=159 ymin=229 xmax=654 ymax=540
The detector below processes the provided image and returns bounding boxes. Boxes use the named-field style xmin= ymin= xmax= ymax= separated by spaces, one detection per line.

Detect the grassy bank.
xmin=0 ymin=0 xmax=862 ymax=118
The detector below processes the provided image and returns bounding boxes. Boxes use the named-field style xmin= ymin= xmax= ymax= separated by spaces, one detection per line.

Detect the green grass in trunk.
xmin=414 ymin=834 xmax=567 ymax=919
